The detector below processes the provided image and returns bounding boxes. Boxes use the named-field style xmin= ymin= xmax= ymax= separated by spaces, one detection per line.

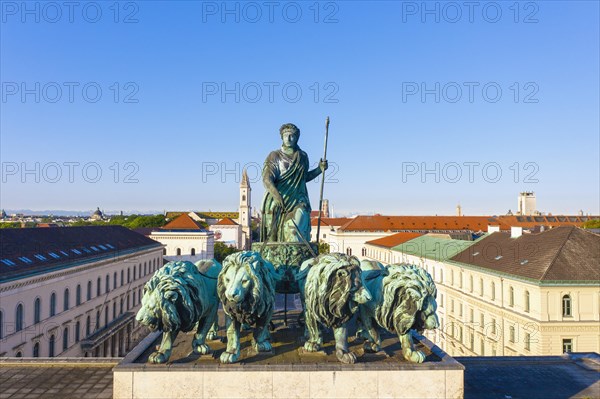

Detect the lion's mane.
xmin=304 ymin=253 xmax=362 ymax=329
xmin=374 ymin=264 xmax=437 ymax=335
xmin=217 ymin=251 xmax=275 ymax=326
xmin=137 ymin=261 xmax=210 ymax=333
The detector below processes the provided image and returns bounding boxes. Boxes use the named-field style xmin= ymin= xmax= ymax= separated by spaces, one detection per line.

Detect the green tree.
xmin=214 ymin=242 xmax=240 ymax=263
xmin=582 ymin=219 xmax=600 ymax=229
xmin=318 ymin=242 xmax=330 ymax=254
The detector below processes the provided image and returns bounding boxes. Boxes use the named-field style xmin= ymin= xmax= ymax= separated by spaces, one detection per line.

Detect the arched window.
xmin=105 ymin=308 xmax=109 ymax=326
xmin=242 ymin=195 xmax=246 ymax=201
xmin=86 ymin=316 xmax=91 ymax=336
xmin=562 ymin=295 xmax=572 ymax=316
xmin=106 ymin=274 xmax=110 ymax=293
xmin=87 ymin=281 xmax=92 ymax=300
xmin=491 ymin=282 xmax=496 ymax=300
xmin=480 ymin=278 xmax=484 ymax=296
xmin=113 ymin=272 xmax=117 ymax=289
xmin=509 ymin=326 xmax=515 ymax=343
xmin=163 ymin=248 xmax=167 ymax=255
xmin=121 ymin=270 xmax=124 ymax=286
xmin=50 ymin=293 xmax=56 ymax=317
xmin=15 ymin=303 xmax=24 ymax=332
xmin=75 ymin=321 xmax=81 ymax=342
xmin=509 ymin=287 xmax=514 ymax=307
xmin=469 ymin=275 xmax=473 ymax=292
xmin=133 ymin=291 xmax=136 ymax=307
xmin=63 ymin=327 xmax=69 ymax=350
xmin=64 ymin=288 xmax=70 ymax=311
xmin=33 ymin=342 xmax=39 ymax=357
xmin=76 ymin=285 xmax=81 ymax=306
xmin=49 ymin=335 xmax=55 ymax=357
xmin=134 ymin=265 xmax=137 ymax=280
xmin=96 ymin=311 xmax=100 ymax=330
xmin=97 ymin=277 xmax=101 ymax=296
xmin=525 ymin=291 xmax=530 ymax=312
xmin=113 ymin=302 xmax=117 ymax=319
xmin=120 ymin=298 xmax=124 ymax=314
xmin=191 ymin=248 xmax=196 ymax=256
xmin=15 ymin=351 xmax=22 ymax=358
xmin=127 ymin=268 xmax=131 ymax=283
xmin=34 ymin=298 xmax=41 ymax=324
xmin=459 ymin=272 xmax=463 ymax=288
xmin=176 ymin=248 xmax=181 ymax=256
xmin=144 ymin=262 xmax=147 ymax=275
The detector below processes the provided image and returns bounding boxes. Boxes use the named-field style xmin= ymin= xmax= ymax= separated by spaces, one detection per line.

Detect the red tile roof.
xmin=339 ymin=216 xmax=507 ymax=232
xmin=215 ymin=217 xmax=239 ymax=226
xmin=310 ymin=217 xmax=352 ymax=227
xmin=162 ymin=213 xmax=205 ymax=230
xmin=496 ymin=215 xmax=594 ymax=228
xmin=365 ymin=232 xmax=424 ymax=248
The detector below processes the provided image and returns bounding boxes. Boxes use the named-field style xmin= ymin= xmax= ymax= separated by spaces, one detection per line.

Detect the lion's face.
xmin=136 ymin=288 xmax=162 ymax=331
xmin=413 ymin=295 xmax=439 ymax=333
xmin=221 ymin=264 xmax=253 ymax=304
xmin=347 ymin=267 xmax=372 ymax=308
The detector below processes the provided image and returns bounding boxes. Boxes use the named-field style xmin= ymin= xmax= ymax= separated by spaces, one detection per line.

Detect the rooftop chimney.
xmin=511 ymin=226 xmax=523 ymax=238
xmin=488 ymin=225 xmax=500 ymax=233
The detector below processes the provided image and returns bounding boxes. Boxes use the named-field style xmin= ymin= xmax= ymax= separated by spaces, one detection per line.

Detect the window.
xmin=459 ymin=272 xmax=463 ymax=288
xmin=15 ymin=303 xmax=24 ymax=332
xmin=96 ymin=311 xmax=100 ymax=330
xmin=458 ymin=326 xmax=463 ymax=342
xmin=470 ymin=308 xmax=474 ymax=323
xmin=480 ymin=339 xmax=485 ymax=356
xmin=509 ymin=326 xmax=515 ymax=343
xmin=33 ymin=342 xmax=39 ymax=357
xmin=451 ymin=270 xmax=454 ymax=285
xmin=562 ymin=339 xmax=573 ymax=353
xmin=87 ymin=281 xmax=92 ymax=300
xmin=491 ymin=282 xmax=496 ymax=300
xmin=76 ymin=285 xmax=81 ymax=306
xmin=562 ymin=295 xmax=572 ymax=316
xmin=86 ymin=316 xmax=91 ymax=336
xmin=121 ymin=270 xmax=124 ymax=286
xmin=469 ymin=275 xmax=473 ymax=292
xmin=191 ymin=248 xmax=196 ymax=256
xmin=16 ymin=351 xmax=22 ymax=357
xmin=346 ymin=247 xmax=352 ymax=256
xmin=491 ymin=319 xmax=497 ymax=335
xmin=459 ymin=303 xmax=463 ymax=317
xmin=0 ymin=310 xmax=3 ymax=338
xmin=509 ymin=287 xmax=514 ymax=307
xmin=50 ymin=293 xmax=56 ymax=317
xmin=163 ymin=248 xmax=167 ymax=256
xmin=440 ymin=269 xmax=443 ymax=283
xmin=134 ymin=265 xmax=137 ymax=280
xmin=105 ymin=308 xmax=109 ymax=326
xmin=432 ymin=268 xmax=436 ymax=281
xmin=97 ymin=277 xmax=101 ymax=296
xmin=451 ymin=299 xmax=455 ymax=313
xmin=34 ymin=298 xmax=41 ymax=324
xmin=525 ymin=291 xmax=530 ymax=312
xmin=133 ymin=291 xmax=136 ymax=306
xmin=63 ymin=288 xmax=70 ymax=311
xmin=525 ymin=333 xmax=531 ymax=351
xmin=480 ymin=313 xmax=485 ymax=329
xmin=63 ymin=327 xmax=69 ymax=350
xmin=120 ymin=298 xmax=124 ymax=314
xmin=176 ymin=248 xmax=181 ymax=256
xmin=106 ymin=274 xmax=110 ymax=293
xmin=75 ymin=321 xmax=80 ymax=342
xmin=470 ymin=332 xmax=474 ymax=350
xmin=49 ymin=335 xmax=55 ymax=357
xmin=127 ymin=268 xmax=131 ymax=283
xmin=440 ymin=293 xmax=444 ymax=308
xmin=480 ymin=278 xmax=484 ymax=296
xmin=361 ymin=248 xmax=366 ymax=256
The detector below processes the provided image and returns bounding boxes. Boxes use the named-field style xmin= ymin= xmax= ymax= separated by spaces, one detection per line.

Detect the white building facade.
xmin=0 ymin=226 xmax=163 ymax=358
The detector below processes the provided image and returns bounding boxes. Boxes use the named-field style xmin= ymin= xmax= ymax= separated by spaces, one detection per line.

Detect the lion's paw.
xmin=254 ymin=341 xmax=272 ymax=352
xmin=194 ymin=343 xmax=212 ymax=355
xmin=219 ymin=351 xmax=240 ymax=364
xmin=363 ymin=342 xmax=381 ymax=353
xmin=303 ymin=342 xmax=321 ymax=352
xmin=148 ymin=351 xmax=170 ymax=364
xmin=207 ymin=331 xmax=219 ymax=341
xmin=405 ymin=350 xmax=426 ymax=363
xmin=336 ymin=350 xmax=357 ymax=364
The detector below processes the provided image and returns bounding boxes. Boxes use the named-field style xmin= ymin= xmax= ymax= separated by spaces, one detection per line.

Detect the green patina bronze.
xmin=135 ymin=260 xmax=222 ymax=364
xmin=358 ymin=261 xmax=440 ymax=363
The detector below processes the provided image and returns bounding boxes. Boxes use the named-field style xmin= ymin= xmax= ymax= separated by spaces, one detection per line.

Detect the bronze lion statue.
xmin=358 ymin=262 xmax=439 ymax=363
xmin=217 ymin=251 xmax=276 ymax=363
xmin=300 ymin=253 xmax=372 ymax=364
xmin=135 ymin=259 xmax=222 ymax=363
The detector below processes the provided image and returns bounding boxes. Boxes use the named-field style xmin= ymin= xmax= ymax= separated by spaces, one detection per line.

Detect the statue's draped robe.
xmin=260 ymin=148 xmax=311 ymax=242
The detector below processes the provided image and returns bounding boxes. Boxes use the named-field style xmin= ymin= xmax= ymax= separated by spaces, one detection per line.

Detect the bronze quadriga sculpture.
xmin=358 ymin=261 xmax=439 ymax=363
xmin=135 ymin=259 xmax=222 ymax=364
xmin=217 ymin=251 xmax=276 ymax=363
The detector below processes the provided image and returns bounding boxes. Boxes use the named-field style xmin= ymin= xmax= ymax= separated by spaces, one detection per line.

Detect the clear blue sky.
xmin=1 ymin=1 xmax=598 ymax=216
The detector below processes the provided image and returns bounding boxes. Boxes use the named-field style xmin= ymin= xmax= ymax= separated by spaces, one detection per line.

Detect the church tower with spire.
xmin=239 ymin=169 xmax=252 ymax=249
